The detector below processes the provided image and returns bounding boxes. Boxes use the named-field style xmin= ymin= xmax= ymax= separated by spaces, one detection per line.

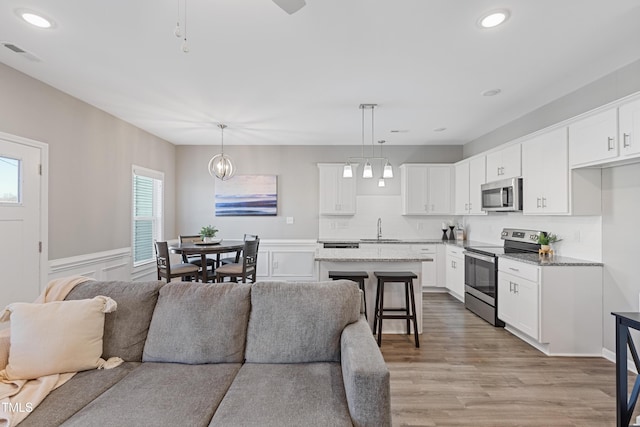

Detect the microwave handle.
xmin=500 ymin=188 xmax=505 ymax=207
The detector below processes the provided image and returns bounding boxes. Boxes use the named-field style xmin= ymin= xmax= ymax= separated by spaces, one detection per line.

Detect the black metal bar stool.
xmin=328 ymin=271 xmax=369 ymax=319
xmin=373 ymin=271 xmax=419 ymax=348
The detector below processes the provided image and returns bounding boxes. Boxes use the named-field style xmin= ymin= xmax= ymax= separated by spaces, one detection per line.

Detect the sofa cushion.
xmin=2 ymin=296 xmax=117 ymax=380
xmin=65 ymin=280 xmax=164 ymax=362
xmin=210 ymin=363 xmax=352 ymax=427
xmin=59 ymin=362 xmax=241 ymax=427
xmin=142 ymin=282 xmax=251 ymax=364
xmin=245 ymin=280 xmax=360 ymax=363
xmin=19 ymin=362 xmax=141 ymax=427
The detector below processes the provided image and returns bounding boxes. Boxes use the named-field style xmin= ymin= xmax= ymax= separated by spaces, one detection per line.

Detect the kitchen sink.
xmin=360 ymin=238 xmax=401 ymax=242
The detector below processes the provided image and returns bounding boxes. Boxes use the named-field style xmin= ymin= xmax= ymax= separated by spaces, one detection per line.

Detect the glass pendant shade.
xmin=378 ymin=178 xmax=385 ymax=187
xmin=383 ymin=161 xmax=393 ymax=178
xmin=343 ymin=163 xmax=353 ymax=178
xmin=208 ymin=153 xmax=235 ymax=180
xmin=363 ymin=161 xmax=373 ymax=178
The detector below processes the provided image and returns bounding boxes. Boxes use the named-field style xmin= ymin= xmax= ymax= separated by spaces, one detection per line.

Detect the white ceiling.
xmin=1 ymin=0 xmax=640 ymax=147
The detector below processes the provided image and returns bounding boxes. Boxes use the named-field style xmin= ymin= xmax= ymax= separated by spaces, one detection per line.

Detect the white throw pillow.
xmin=0 ymin=296 xmax=117 ymax=380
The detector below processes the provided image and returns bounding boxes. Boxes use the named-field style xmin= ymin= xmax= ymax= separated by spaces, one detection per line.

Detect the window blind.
xmin=132 ymin=167 xmax=163 ymax=266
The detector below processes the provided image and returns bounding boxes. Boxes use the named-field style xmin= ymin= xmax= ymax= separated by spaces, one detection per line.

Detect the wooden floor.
xmin=379 ymin=292 xmax=636 ymax=427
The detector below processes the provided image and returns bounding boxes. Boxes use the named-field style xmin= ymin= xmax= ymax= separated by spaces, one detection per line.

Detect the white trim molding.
xmin=49 ymin=247 xmax=131 ymax=282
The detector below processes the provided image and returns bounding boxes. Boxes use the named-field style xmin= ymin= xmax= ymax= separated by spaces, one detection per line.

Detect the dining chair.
xmin=155 ymin=241 xmax=200 ymax=283
xmin=219 ymin=234 xmax=259 ymax=266
xmin=215 ymin=238 xmax=260 ymax=283
xmin=179 ymin=234 xmax=217 ymax=277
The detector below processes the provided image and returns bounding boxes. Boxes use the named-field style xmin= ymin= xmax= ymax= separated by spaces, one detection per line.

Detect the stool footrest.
xmin=380 ymin=314 xmax=415 ymax=320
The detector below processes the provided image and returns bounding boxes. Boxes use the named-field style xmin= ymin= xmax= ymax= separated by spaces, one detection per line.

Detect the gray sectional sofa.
xmin=20 ymin=279 xmax=390 ymax=427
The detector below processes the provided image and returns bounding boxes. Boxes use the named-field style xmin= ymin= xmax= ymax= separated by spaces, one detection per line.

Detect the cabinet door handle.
xmin=607 ymin=137 xmax=615 ymax=151
xmin=536 ymin=197 xmax=541 ymax=208
xmin=431 ymin=204 xmax=435 ymax=211
xmin=623 ymin=133 xmax=631 ymax=148
xmin=513 ymin=283 xmax=519 ymax=294
xmin=464 ymin=203 xmax=468 ymax=211
xmin=509 ymin=281 xmax=514 ymax=293
xmin=509 ymin=267 xmax=519 ymax=272
xmin=542 ymin=197 xmax=547 ymax=208
xmin=468 ymin=202 xmax=472 ymax=212
xmin=424 ymin=204 xmax=428 ymax=212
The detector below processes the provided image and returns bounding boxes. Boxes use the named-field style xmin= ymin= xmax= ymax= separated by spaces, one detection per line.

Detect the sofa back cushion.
xmin=65 ymin=280 xmax=164 ymax=362
xmin=245 ymin=280 xmax=360 ymax=363
xmin=142 ymin=282 xmax=251 ymax=364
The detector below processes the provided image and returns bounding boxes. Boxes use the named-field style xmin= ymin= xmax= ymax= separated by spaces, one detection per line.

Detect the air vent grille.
xmin=1 ymin=42 xmax=42 ymax=62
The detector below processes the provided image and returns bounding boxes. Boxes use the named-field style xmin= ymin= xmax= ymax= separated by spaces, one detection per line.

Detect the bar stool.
xmin=373 ymin=271 xmax=419 ymax=348
xmin=328 ymin=271 xmax=369 ymax=319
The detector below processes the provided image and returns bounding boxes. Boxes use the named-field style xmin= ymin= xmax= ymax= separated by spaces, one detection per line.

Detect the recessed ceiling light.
xmin=433 ymin=127 xmax=447 ymax=132
xmin=481 ymin=89 xmax=502 ymax=97
xmin=478 ymin=9 xmax=510 ymax=29
xmin=16 ymin=9 xmax=54 ymax=29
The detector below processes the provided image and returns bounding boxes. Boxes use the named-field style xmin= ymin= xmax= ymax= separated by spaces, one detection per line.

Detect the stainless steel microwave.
xmin=481 ymin=177 xmax=523 ymax=212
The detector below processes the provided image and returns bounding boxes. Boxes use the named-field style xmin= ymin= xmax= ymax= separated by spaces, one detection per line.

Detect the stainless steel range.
xmin=463 ymin=228 xmax=544 ymax=326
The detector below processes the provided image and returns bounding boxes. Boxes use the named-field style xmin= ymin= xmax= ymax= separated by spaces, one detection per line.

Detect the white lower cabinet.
xmin=498 ymin=271 xmax=539 ymax=339
xmin=445 ymin=246 xmax=464 ymax=302
xmin=497 ymin=257 xmax=602 ymax=356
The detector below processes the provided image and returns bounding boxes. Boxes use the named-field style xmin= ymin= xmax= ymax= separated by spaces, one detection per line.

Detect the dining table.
xmin=169 ymin=240 xmax=244 ymax=283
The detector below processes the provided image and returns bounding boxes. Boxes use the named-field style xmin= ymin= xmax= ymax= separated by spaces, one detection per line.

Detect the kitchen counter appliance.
xmin=481 ymin=177 xmax=523 ymax=212
xmin=464 ymin=228 xmax=543 ymax=326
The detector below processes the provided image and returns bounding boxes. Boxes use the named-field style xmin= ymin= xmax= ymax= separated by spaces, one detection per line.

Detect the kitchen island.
xmin=315 ymin=242 xmax=435 ymax=334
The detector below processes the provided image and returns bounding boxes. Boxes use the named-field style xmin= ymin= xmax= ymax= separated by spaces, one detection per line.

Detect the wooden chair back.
xmin=179 ymin=235 xmax=202 ymax=263
xmin=155 ymin=241 xmax=171 ymax=279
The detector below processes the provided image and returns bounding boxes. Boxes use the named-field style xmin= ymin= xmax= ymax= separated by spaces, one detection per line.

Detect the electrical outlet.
xmin=416 ymin=222 xmax=424 ymax=231
xmin=286 ymin=216 xmax=294 ymax=224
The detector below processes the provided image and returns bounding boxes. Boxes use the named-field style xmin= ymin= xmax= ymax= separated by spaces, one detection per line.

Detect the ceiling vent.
xmin=1 ymin=42 xmax=42 ymax=62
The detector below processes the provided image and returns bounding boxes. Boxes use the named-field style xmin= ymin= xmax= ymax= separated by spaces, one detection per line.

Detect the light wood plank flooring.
xmin=379 ymin=292 xmax=636 ymax=427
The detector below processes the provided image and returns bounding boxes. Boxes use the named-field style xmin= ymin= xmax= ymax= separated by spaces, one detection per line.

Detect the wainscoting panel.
xmin=48 ymin=248 xmax=132 ymax=282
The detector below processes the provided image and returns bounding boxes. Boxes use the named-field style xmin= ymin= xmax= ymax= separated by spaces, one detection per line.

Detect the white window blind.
xmin=132 ymin=166 xmax=163 ymax=266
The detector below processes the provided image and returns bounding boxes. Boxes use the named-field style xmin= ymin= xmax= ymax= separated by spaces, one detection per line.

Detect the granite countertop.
xmin=499 ymin=252 xmax=603 ymax=267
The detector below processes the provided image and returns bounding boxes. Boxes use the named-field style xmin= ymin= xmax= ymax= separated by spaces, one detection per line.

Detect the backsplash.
xmin=463 ymin=214 xmax=602 ymax=261
xmin=319 ymin=195 xmax=461 ymax=240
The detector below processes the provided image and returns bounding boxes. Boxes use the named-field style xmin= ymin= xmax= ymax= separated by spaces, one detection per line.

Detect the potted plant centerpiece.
xmin=538 ymin=232 xmax=559 ymax=255
xmin=200 ymin=225 xmax=219 ymax=243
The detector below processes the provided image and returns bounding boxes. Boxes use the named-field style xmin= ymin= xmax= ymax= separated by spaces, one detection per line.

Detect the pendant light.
xmin=342 ymin=103 xmax=393 ymax=181
xmin=208 ymin=124 xmax=235 ymax=180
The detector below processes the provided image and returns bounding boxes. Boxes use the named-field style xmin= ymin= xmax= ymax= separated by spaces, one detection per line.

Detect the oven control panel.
xmin=501 ymin=228 xmax=543 ymax=242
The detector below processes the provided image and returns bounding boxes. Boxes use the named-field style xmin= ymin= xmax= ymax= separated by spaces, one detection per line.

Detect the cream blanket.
xmin=0 ymin=275 xmax=116 ymax=427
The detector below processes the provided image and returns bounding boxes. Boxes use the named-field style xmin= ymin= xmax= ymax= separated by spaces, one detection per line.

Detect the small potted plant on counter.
xmin=538 ymin=232 xmax=559 ymax=255
xmin=200 ymin=225 xmax=219 ymax=243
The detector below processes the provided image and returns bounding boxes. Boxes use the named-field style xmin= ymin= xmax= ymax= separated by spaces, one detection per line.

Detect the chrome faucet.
xmin=377 ymin=218 xmax=382 ymax=240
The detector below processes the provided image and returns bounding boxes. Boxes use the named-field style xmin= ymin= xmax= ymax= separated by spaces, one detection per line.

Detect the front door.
xmin=0 ymin=133 xmax=44 ymax=308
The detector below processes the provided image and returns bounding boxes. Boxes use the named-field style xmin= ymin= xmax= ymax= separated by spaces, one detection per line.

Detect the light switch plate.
xmin=286 ymin=216 xmax=294 ymax=224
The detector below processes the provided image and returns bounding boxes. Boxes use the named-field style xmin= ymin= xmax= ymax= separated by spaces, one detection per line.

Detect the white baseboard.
xmin=603 ymin=347 xmax=638 ymax=373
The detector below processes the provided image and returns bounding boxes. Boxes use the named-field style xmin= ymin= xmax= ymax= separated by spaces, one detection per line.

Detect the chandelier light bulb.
xmin=174 ymin=23 xmax=182 ymax=38
xmin=378 ymin=178 xmax=385 ymax=187
xmin=343 ymin=163 xmax=353 ymax=178
xmin=363 ymin=161 xmax=373 ymax=179
xmin=181 ymin=39 xmax=189 ymax=53
xmin=383 ymin=161 xmax=393 ymax=178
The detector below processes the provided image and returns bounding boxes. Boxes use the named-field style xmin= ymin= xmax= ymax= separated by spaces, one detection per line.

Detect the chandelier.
xmin=343 ymin=104 xmax=393 ymax=180
xmin=208 ymin=124 xmax=235 ymax=180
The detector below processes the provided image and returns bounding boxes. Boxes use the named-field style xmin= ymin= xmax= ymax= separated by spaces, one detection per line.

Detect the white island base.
xmin=319 ymin=261 xmax=423 ymax=334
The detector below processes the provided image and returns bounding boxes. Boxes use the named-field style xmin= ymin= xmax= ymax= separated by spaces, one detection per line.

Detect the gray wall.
xmin=464 ymin=58 xmax=640 ymax=157
xmin=0 ymin=63 xmax=176 ymax=259
xmin=175 ymin=145 xmax=462 ymax=239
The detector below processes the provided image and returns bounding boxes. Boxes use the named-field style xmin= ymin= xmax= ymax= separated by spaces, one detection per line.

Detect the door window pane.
xmin=0 ymin=156 xmax=20 ymax=203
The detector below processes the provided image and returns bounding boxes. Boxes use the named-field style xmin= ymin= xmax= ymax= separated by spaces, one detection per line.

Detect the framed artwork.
xmin=215 ymin=175 xmax=277 ymax=216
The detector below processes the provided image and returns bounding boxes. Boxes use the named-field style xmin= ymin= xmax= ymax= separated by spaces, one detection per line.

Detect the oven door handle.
xmin=464 ymin=251 xmax=496 ymax=264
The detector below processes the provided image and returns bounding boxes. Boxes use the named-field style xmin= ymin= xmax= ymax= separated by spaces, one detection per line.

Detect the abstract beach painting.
xmin=215 ymin=175 xmax=277 ymax=216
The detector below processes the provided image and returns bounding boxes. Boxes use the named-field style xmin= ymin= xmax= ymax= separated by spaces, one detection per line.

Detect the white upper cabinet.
xmin=454 ymin=156 xmax=486 ymax=215
xmin=569 ymin=108 xmax=618 ymax=167
xmin=400 ymin=164 xmax=452 ymax=215
xmin=620 ymin=98 xmax=640 ymax=158
xmin=522 ymin=128 xmax=569 ymax=214
xmin=318 ymin=163 xmax=356 ymax=215
xmin=486 ymin=144 xmax=521 ymax=182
